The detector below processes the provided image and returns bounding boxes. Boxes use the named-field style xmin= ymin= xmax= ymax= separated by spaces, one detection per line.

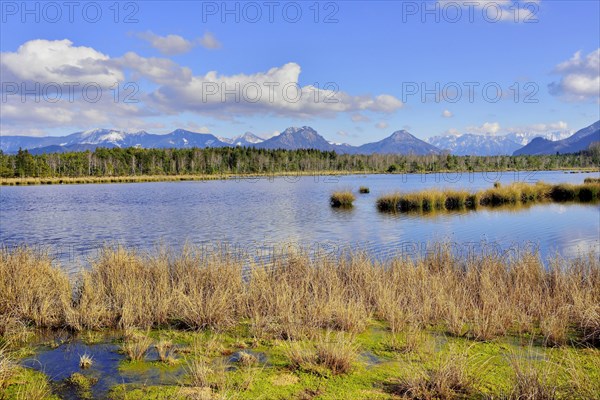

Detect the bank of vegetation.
xmin=1 ymin=146 xmax=598 ymax=184
xmin=376 ymin=181 xmax=600 ymax=212
xmin=1 ymin=244 xmax=599 ymax=398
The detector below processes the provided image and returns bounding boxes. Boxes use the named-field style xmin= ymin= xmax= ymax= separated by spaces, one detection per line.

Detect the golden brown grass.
xmin=330 ymin=191 xmax=356 ymax=207
xmin=0 ymin=246 xmax=73 ymax=328
xmin=377 ymin=181 xmax=599 ymax=212
xmin=284 ymin=331 xmax=357 ymax=376
xmin=79 ymin=353 xmax=93 ymax=369
xmin=0 ymin=346 xmax=16 ymax=391
xmin=122 ymin=332 xmax=153 ymax=361
xmin=1 ymin=244 xmax=599 ymax=346
xmin=393 ymin=346 xmax=484 ymax=399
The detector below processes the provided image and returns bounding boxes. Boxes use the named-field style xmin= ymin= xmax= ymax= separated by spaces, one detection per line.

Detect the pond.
xmin=1 ymin=170 xmax=598 ymax=271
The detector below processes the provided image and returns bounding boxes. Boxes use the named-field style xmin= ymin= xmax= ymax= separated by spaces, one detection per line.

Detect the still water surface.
xmin=1 ymin=171 xmax=598 ymax=270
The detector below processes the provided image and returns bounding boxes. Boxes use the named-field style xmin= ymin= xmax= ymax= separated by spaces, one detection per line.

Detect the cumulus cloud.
xmin=1 ymin=39 xmax=123 ymax=86
xmin=507 ymin=121 xmax=571 ymax=135
xmin=351 ymin=113 xmax=370 ymax=122
xmin=466 ymin=122 xmax=501 ymax=135
xmin=135 ymin=32 xmax=194 ymax=55
xmin=442 ymin=109 xmax=453 ymax=118
xmin=375 ymin=121 xmax=389 ymax=130
xmin=1 ymin=39 xmax=404 ymax=134
xmin=198 ymin=32 xmax=222 ymax=49
xmin=462 ymin=120 xmax=571 ymax=137
xmin=147 ymin=62 xmax=404 ymax=118
xmin=442 ymin=128 xmax=461 ymax=136
xmin=548 ymin=49 xmax=600 ymax=101
xmin=135 ymin=31 xmax=221 ymax=54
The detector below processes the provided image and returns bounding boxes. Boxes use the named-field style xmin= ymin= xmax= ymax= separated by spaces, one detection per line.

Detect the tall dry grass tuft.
xmin=0 ymin=346 xmax=16 ymax=391
xmin=122 ymin=332 xmax=153 ymax=361
xmin=0 ymin=246 xmax=73 ymax=328
xmin=506 ymin=351 xmax=559 ymax=400
xmin=330 ymin=191 xmax=356 ymax=207
xmin=377 ymin=181 xmax=599 ymax=213
xmin=394 ymin=346 xmax=483 ymax=399
xmin=314 ymin=332 xmax=358 ymax=375
xmin=0 ymin=244 xmax=598 ymax=345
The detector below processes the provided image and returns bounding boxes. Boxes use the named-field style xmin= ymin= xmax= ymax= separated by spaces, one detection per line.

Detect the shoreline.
xmin=1 ymin=167 xmax=598 ymax=186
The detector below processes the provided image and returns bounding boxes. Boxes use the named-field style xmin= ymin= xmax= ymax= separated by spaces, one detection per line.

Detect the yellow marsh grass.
xmin=1 ymin=244 xmax=599 ymax=344
xmin=330 ymin=191 xmax=356 ymax=207
xmin=377 ymin=181 xmax=600 ymax=212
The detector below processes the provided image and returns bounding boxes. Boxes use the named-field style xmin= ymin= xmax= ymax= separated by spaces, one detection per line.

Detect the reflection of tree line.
xmin=1 ymin=145 xmax=599 ymax=179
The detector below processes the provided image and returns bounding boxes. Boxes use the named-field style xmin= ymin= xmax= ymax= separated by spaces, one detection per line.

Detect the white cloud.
xmin=135 ymin=32 xmax=194 ymax=55
xmin=507 ymin=121 xmax=570 ymax=134
xmin=442 ymin=109 xmax=453 ymax=118
xmin=135 ymin=31 xmax=222 ymax=54
xmin=441 ymin=128 xmax=461 ymax=136
xmin=1 ymin=39 xmax=403 ymax=134
xmin=462 ymin=120 xmax=571 ymax=137
xmin=375 ymin=121 xmax=389 ymax=130
xmin=351 ymin=113 xmax=370 ymax=122
xmin=466 ymin=122 xmax=501 ymax=135
xmin=549 ymin=49 xmax=600 ymax=101
xmin=1 ymin=39 xmax=123 ymax=86
xmin=148 ymin=62 xmax=404 ymax=118
xmin=198 ymin=32 xmax=222 ymax=49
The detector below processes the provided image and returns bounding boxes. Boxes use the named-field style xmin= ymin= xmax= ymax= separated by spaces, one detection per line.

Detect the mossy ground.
xmin=2 ymin=321 xmax=598 ymax=399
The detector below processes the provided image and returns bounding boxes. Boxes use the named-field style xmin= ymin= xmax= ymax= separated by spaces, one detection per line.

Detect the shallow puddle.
xmin=21 ymin=339 xmax=185 ymax=399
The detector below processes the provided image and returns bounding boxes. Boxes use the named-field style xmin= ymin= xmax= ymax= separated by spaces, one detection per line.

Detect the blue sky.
xmin=1 ymin=0 xmax=599 ymax=143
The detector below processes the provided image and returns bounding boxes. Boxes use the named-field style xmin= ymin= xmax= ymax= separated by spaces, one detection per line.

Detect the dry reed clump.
xmin=122 ymin=332 xmax=153 ymax=361
xmin=377 ymin=181 xmax=599 ymax=213
xmin=358 ymin=186 xmax=370 ymax=194
xmin=330 ymin=191 xmax=356 ymax=207
xmin=393 ymin=347 xmax=483 ymax=399
xmin=237 ymin=351 xmax=259 ymax=368
xmin=0 ymin=346 xmax=16 ymax=391
xmin=185 ymin=357 xmax=229 ymax=392
xmin=79 ymin=353 xmax=93 ymax=369
xmin=284 ymin=332 xmax=357 ymax=376
xmin=583 ymin=177 xmax=600 ymax=184
xmin=0 ymin=246 xmax=73 ymax=328
xmin=0 ymin=244 xmax=598 ymax=345
xmin=506 ymin=351 xmax=559 ymax=400
xmin=244 ymin=251 xmax=374 ymax=340
xmin=72 ymin=245 xmax=243 ymax=330
xmin=155 ymin=338 xmax=176 ymax=364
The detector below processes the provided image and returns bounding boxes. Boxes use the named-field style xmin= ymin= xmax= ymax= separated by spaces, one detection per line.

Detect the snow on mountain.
xmin=427 ymin=130 xmax=575 ymax=156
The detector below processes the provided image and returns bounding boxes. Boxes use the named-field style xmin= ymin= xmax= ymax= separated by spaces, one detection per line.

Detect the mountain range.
xmin=1 ymin=121 xmax=598 ymax=156
xmin=0 ymin=126 xmax=442 ymax=156
xmin=513 ymin=120 xmax=600 ymax=155
xmin=427 ymin=131 xmax=574 ymax=156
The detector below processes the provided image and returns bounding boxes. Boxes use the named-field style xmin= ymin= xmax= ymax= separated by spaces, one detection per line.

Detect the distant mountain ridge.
xmin=2 ymin=121 xmax=598 ymax=156
xmin=1 ymin=126 xmax=441 ymax=156
xmin=427 ymin=131 xmax=573 ymax=156
xmin=513 ymin=120 xmax=600 ymax=155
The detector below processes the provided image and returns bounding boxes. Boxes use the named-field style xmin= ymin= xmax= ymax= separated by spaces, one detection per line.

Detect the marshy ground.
xmin=1 ymin=244 xmax=599 ymax=399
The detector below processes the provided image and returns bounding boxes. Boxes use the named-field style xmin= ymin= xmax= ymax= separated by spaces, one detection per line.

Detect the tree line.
xmin=1 ymin=145 xmax=598 ymax=178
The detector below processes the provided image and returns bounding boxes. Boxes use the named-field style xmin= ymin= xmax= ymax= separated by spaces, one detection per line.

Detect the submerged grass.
xmin=377 ymin=181 xmax=600 ymax=212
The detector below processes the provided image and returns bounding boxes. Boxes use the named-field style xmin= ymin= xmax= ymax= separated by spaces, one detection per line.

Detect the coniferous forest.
xmin=1 ymin=145 xmax=599 ymax=179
